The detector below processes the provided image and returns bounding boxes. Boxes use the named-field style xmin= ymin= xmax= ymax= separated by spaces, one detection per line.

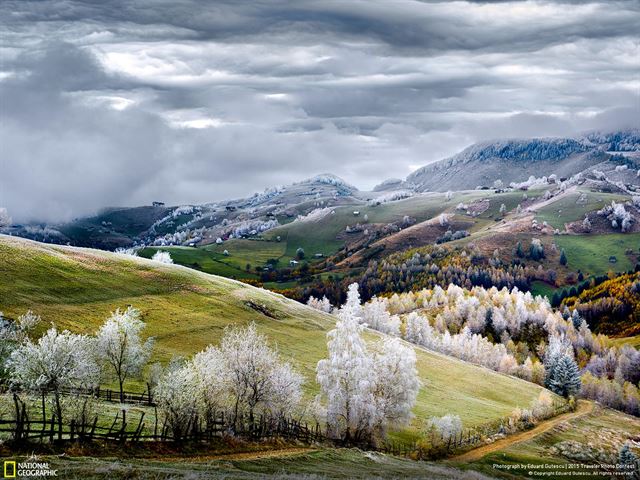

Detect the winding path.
xmin=451 ymin=400 xmax=594 ymax=463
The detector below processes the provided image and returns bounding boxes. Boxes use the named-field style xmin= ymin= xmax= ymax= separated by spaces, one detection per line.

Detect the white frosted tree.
xmin=404 ymin=312 xmax=434 ymax=347
xmin=372 ymin=338 xmax=420 ymax=436
xmin=547 ymin=354 xmax=581 ymax=398
xmin=0 ymin=207 xmax=11 ymax=228
xmin=95 ymin=307 xmax=154 ymax=402
xmin=544 ymin=334 xmax=572 ymax=389
xmin=191 ymin=346 xmax=228 ymax=428
xmin=317 ymin=283 xmax=419 ymax=444
xmin=152 ymin=250 xmax=173 ymax=264
xmin=427 ymin=414 xmax=462 ymax=444
xmin=7 ymin=327 xmax=99 ymax=439
xmin=316 ymin=297 xmax=376 ymax=443
xmin=340 ymin=283 xmax=363 ymax=323
xmin=154 ymin=364 xmax=201 ymax=441
xmin=307 ymin=295 xmax=332 ymax=313
xmin=362 ymin=297 xmax=400 ymax=335
xmin=220 ymin=323 xmax=303 ymax=425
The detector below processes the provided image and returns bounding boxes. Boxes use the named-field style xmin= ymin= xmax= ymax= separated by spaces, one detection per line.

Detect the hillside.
xmin=3 ymin=174 xmax=367 ymax=250
xmin=0 ymin=235 xmax=548 ymax=436
xmin=379 ymin=129 xmax=640 ymax=193
xmin=562 ymin=271 xmax=640 ymax=337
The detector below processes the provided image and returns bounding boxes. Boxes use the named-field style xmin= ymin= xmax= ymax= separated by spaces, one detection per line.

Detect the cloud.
xmin=0 ymin=1 xmax=638 ymax=222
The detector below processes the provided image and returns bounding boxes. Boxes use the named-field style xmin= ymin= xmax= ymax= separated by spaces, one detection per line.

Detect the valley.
xmin=2 ymin=130 xmax=639 ymax=479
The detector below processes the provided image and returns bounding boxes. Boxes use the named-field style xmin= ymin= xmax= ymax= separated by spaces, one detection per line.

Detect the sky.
xmin=0 ymin=0 xmax=638 ymax=222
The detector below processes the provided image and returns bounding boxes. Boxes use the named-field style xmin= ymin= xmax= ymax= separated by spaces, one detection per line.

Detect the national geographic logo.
xmin=3 ymin=462 xmax=16 ymax=479
xmin=3 ymin=461 xmax=57 ymax=478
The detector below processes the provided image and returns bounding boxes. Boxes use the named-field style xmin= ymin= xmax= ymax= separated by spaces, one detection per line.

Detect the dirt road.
xmin=451 ymin=401 xmax=594 ymax=463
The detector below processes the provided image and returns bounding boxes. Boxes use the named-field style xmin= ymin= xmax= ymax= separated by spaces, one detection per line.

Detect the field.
xmin=530 ymin=281 xmax=557 ymax=300
xmin=138 ymin=240 xmax=287 ymax=280
xmin=608 ymin=334 xmax=640 ymax=349
xmin=535 ymin=190 xmax=627 ymax=229
xmin=458 ymin=405 xmax=640 ymax=479
xmin=555 ymin=233 xmax=640 ymax=276
xmin=140 ymin=188 xmax=550 ymax=282
xmin=0 ymin=235 xmax=547 ymax=440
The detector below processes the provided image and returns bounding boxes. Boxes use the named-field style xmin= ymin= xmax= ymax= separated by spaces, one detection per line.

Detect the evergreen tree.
xmin=529 ymin=239 xmax=545 ymax=261
xmin=548 ymin=355 xmax=581 ymax=398
xmin=560 ymin=249 xmax=567 ymax=266
xmin=515 ymin=241 xmax=524 ymax=258
xmin=485 ymin=308 xmax=495 ymax=339
xmin=618 ymin=443 xmax=638 ymax=469
xmin=571 ymin=310 xmax=583 ymax=330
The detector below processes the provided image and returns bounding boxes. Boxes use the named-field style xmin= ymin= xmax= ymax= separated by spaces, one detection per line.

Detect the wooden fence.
xmin=0 ymin=393 xmax=322 ymax=446
xmin=1 ymin=388 xmax=571 ymax=457
xmin=0 ymin=384 xmax=155 ymax=406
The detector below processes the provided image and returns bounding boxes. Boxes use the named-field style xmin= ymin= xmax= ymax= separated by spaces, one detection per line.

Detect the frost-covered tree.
xmin=317 ymin=284 xmax=419 ymax=443
xmin=115 ymin=247 xmax=138 ymax=256
xmin=445 ymin=191 xmax=452 ymax=201
xmin=427 ymin=414 xmax=462 ymax=444
xmin=154 ymin=363 xmax=200 ymax=441
xmin=340 ymin=283 xmax=363 ymax=323
xmin=189 ymin=346 xmax=227 ymax=428
xmin=307 ymin=295 xmax=332 ymax=313
xmin=618 ymin=443 xmax=638 ymax=471
xmin=544 ymin=334 xmax=572 ymax=386
xmin=499 ymin=203 xmax=507 ymax=216
xmin=0 ymin=207 xmax=11 ymax=228
xmin=95 ymin=307 xmax=154 ymax=402
xmin=0 ymin=311 xmax=41 ymax=382
xmin=8 ymin=327 xmax=99 ymax=438
xmin=372 ymin=338 xmax=420 ymax=436
xmin=547 ymin=355 xmax=581 ymax=398
xmin=152 ymin=250 xmax=173 ymax=264
xmin=316 ymin=297 xmax=375 ymax=442
xmin=529 ymin=238 xmax=545 ymax=260
xmin=361 ymin=297 xmax=400 ymax=335
xmin=221 ymin=323 xmax=303 ymax=424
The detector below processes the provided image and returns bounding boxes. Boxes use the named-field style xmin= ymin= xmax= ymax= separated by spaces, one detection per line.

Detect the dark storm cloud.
xmin=0 ymin=0 xmax=638 ymax=222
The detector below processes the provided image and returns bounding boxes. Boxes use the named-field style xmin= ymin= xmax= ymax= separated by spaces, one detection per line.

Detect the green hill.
xmin=0 ymin=235 xmax=548 ymax=437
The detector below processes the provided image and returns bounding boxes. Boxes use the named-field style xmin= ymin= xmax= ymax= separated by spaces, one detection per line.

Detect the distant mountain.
xmin=376 ymin=129 xmax=640 ymax=192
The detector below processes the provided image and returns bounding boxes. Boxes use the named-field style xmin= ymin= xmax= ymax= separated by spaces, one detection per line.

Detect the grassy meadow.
xmin=555 ymin=233 xmax=640 ymax=276
xmin=0 ymin=235 xmax=548 ymax=442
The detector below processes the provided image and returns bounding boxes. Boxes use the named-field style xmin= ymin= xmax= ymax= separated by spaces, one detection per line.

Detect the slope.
xmin=0 ymin=235 xmax=548 ymax=434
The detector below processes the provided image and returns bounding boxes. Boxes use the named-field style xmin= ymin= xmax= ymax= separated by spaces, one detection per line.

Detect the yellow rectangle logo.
xmin=3 ymin=461 xmax=16 ymax=478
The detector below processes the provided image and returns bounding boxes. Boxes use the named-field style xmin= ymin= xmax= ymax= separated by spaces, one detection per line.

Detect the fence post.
xmin=120 ymin=409 xmax=127 ymax=444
